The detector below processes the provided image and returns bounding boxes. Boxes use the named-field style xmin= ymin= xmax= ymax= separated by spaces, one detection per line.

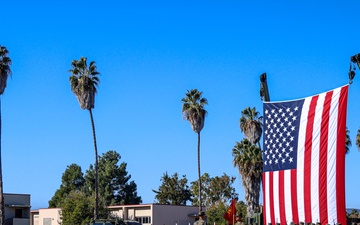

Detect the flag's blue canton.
xmin=263 ymin=99 xmax=305 ymax=172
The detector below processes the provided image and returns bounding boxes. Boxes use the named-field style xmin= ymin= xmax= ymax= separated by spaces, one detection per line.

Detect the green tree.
xmin=61 ymin=190 xmax=109 ymax=225
xmin=239 ymin=107 xmax=262 ymax=147
xmin=190 ymin=173 xmax=237 ymax=209
xmin=0 ymin=45 xmax=11 ymax=225
xmin=49 ymin=164 xmax=85 ymax=207
xmin=206 ymin=201 xmax=228 ymax=225
xmin=181 ymin=89 xmax=208 ymax=212
xmin=84 ymin=150 xmax=142 ymax=205
xmin=69 ymin=57 xmax=100 ymax=219
xmin=61 ymin=190 xmax=93 ymax=225
xmin=236 ymin=200 xmax=247 ymax=221
xmin=206 ymin=200 xmax=247 ymax=225
xmin=232 ymin=139 xmax=262 ymax=217
xmin=152 ymin=172 xmax=191 ymax=205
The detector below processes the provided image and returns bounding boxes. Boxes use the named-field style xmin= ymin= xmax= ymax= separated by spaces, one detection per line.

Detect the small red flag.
xmin=223 ymin=199 xmax=236 ymax=224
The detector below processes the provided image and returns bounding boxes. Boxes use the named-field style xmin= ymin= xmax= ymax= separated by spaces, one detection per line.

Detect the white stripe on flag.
xmin=297 ymin=96 xmax=311 ymax=222
xmin=265 ymin=172 xmax=271 ymax=224
xmin=311 ymin=92 xmax=325 ymax=222
xmin=273 ymin=172 xmax=280 ymax=223
xmin=327 ymin=87 xmax=340 ymax=223
xmin=284 ymin=170 xmax=292 ymax=223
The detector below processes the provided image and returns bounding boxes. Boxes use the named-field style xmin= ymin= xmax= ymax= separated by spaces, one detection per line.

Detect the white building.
xmin=30 ymin=208 xmax=61 ymax=225
xmin=31 ymin=204 xmax=199 ymax=225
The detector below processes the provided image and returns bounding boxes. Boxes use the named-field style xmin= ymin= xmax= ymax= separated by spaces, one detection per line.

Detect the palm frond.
xmin=0 ymin=45 xmax=12 ymax=95
xmin=356 ymin=128 xmax=360 ymax=151
xmin=69 ymin=57 xmax=100 ymax=110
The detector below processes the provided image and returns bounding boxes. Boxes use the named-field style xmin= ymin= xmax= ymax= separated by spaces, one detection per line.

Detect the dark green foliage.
xmin=206 ymin=201 xmax=228 ymax=225
xmin=206 ymin=200 xmax=247 ymax=225
xmin=61 ymin=190 xmax=94 ymax=225
xmin=84 ymin=150 xmax=142 ymax=205
xmin=190 ymin=173 xmax=237 ymax=209
xmin=152 ymin=172 xmax=192 ymax=205
xmin=49 ymin=150 xmax=142 ymax=224
xmin=237 ymin=200 xmax=247 ymax=221
xmin=49 ymin=164 xmax=85 ymax=207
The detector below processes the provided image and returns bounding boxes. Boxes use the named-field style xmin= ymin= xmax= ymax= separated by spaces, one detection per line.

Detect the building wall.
xmin=31 ymin=211 xmax=39 ymax=225
xmin=152 ymin=205 xmax=197 ymax=225
xmin=4 ymin=193 xmax=31 ymax=225
xmin=32 ymin=204 xmax=198 ymax=225
xmin=108 ymin=204 xmax=153 ymax=222
xmin=13 ymin=218 xmax=31 ymax=225
xmin=108 ymin=204 xmax=198 ymax=225
xmin=31 ymin=208 xmax=61 ymax=225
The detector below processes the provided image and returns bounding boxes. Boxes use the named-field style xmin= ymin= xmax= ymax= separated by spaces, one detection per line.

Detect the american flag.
xmin=262 ymin=85 xmax=348 ymax=225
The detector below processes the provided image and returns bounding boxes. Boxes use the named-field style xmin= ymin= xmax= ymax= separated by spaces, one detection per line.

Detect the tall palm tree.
xmin=181 ymin=89 xmax=208 ymax=212
xmin=239 ymin=107 xmax=263 ymax=147
xmin=232 ymin=139 xmax=262 ymax=217
xmin=237 ymin=107 xmax=263 ymax=218
xmin=69 ymin=57 xmax=100 ymax=220
xmin=0 ymin=45 xmax=11 ymax=225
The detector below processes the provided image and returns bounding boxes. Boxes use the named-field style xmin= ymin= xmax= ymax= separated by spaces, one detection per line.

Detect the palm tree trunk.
xmin=0 ymin=98 xmax=4 ymax=225
xmin=197 ymin=132 xmax=202 ymax=212
xmin=89 ymin=109 xmax=99 ymax=220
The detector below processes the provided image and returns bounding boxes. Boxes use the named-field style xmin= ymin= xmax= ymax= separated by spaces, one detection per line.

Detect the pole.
xmin=260 ymin=73 xmax=271 ymax=102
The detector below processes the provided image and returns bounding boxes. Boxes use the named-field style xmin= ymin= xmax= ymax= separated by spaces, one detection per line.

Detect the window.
xmin=15 ymin=209 xmax=22 ymax=218
xmin=136 ymin=216 xmax=151 ymax=224
xmin=43 ymin=218 xmax=52 ymax=225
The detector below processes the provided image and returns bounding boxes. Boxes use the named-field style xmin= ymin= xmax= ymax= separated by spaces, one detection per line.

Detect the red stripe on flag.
xmin=319 ymin=91 xmax=333 ymax=224
xmin=336 ymin=86 xmax=348 ymax=225
xmin=269 ymin=172 xmax=275 ymax=225
xmin=262 ymin=173 xmax=267 ymax=225
xmin=304 ymin=95 xmax=318 ymax=222
xmin=279 ymin=170 xmax=286 ymax=225
xmin=291 ymin=169 xmax=299 ymax=224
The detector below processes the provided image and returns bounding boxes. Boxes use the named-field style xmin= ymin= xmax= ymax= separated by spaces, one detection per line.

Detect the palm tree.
xmin=0 ymin=45 xmax=11 ymax=225
xmin=345 ymin=128 xmax=351 ymax=154
xmin=239 ymin=107 xmax=263 ymax=147
xmin=356 ymin=128 xmax=360 ymax=151
xmin=237 ymin=107 xmax=263 ymax=218
xmin=69 ymin=57 xmax=100 ymax=220
xmin=181 ymin=89 xmax=208 ymax=212
xmin=232 ymin=139 xmax=262 ymax=217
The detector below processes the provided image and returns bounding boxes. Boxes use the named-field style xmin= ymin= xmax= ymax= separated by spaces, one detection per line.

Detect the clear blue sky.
xmin=2 ymin=0 xmax=360 ymax=210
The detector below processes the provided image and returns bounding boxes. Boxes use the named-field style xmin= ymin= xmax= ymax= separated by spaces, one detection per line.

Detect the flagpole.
xmin=260 ymin=72 xmax=271 ymax=102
